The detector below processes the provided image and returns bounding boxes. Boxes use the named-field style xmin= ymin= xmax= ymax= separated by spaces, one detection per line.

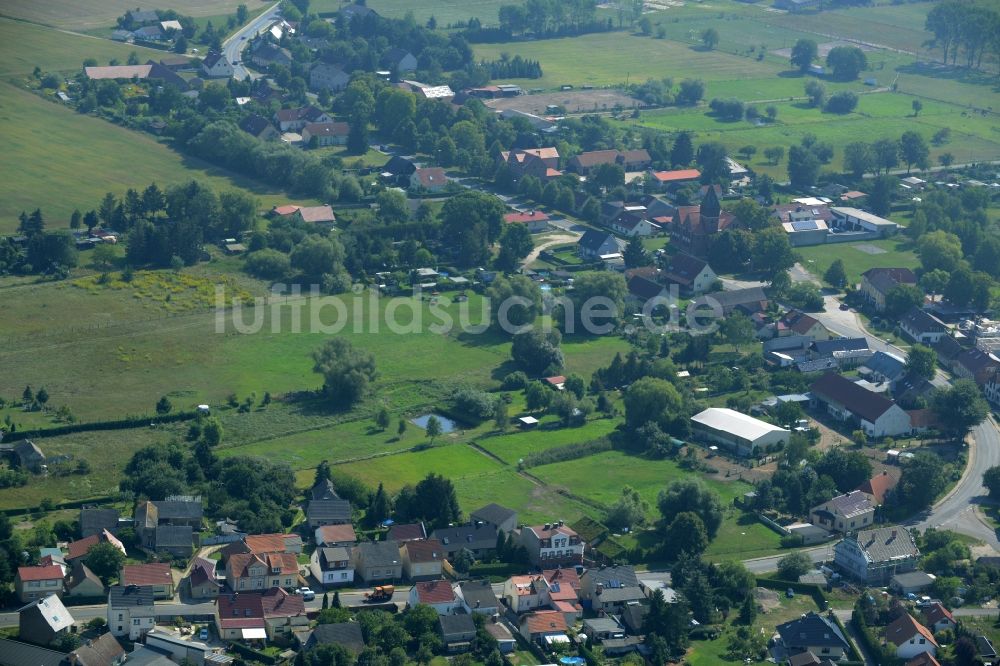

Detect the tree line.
xmin=925 ymin=1 xmax=1000 ymax=71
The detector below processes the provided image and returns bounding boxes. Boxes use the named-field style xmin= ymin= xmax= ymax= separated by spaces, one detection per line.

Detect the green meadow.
xmin=796 ymin=238 xmax=921 ymax=286
xmin=0 ymin=0 xmax=256 ymax=30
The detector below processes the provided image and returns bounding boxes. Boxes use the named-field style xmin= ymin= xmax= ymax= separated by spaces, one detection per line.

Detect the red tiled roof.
xmin=317 ymin=524 xmax=357 ymax=544
xmin=18 ymin=565 xmax=63 ymax=582
xmin=651 ymin=169 xmax=701 ymax=183
xmin=544 ymin=376 xmax=566 ymax=387
xmin=923 ymin=602 xmax=954 ymax=627
xmin=66 ymin=530 xmax=125 ymax=560
xmin=414 ymin=580 xmax=456 ymax=604
xmin=504 ymin=211 xmax=549 ymax=224
xmin=387 ymin=523 xmax=426 ymax=542
xmin=886 ymin=613 xmax=937 ymax=648
xmin=121 ymin=562 xmax=172 ymax=587
xmin=522 ymin=610 xmax=568 ymax=635
xmin=855 ymin=471 xmax=897 ymax=504
xmin=244 ymin=534 xmax=287 ymax=554
xmin=571 ymin=150 xmax=619 ymax=168
xmin=272 ymin=205 xmax=301 ymax=216
xmin=543 ymin=568 xmax=581 ymax=602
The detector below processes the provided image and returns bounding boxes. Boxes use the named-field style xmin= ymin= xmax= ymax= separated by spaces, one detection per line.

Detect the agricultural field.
xmin=796 ymin=238 xmax=920 ymax=286
xmin=313 ymin=0 xmax=515 ymax=26
xmin=0 ymin=82 xmax=314 ymax=234
xmin=0 ymin=0 xmax=260 ymax=30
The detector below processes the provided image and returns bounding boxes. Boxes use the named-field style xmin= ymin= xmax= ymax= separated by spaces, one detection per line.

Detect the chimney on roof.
xmin=544 ymin=523 xmax=551 ymax=530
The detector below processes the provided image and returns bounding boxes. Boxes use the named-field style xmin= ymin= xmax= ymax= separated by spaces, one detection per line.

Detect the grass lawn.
xmin=312 ymin=0 xmax=516 ymax=26
xmin=796 ymin=238 xmax=920 ymax=286
xmin=0 ymin=82 xmax=316 ymax=234
xmin=334 ymin=443 xmax=504 ymax=492
xmin=477 ymin=417 xmax=618 ymax=465
xmin=0 ymin=0 xmax=258 ymax=30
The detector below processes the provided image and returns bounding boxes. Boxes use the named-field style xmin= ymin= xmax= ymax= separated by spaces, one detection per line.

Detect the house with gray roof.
xmin=0 ymin=639 xmax=66 ymax=666
xmin=352 ymin=541 xmax=402 ymax=582
xmin=470 ymin=503 xmax=518 ymax=533
xmin=307 ymin=497 xmax=353 ymax=528
xmin=430 ymin=523 xmax=498 ymax=559
xmin=858 ymin=351 xmax=908 ymax=386
xmin=457 ymin=579 xmax=500 ymax=615
xmin=579 ymin=565 xmax=641 ymax=612
xmin=68 ymin=632 xmax=126 ymax=666
xmin=108 ymin=585 xmax=156 ymax=640
xmin=834 ymin=526 xmax=920 ymax=585
xmin=810 ymin=490 xmax=875 ymax=533
xmin=693 ymin=286 xmax=769 ymax=316
xmin=80 ymin=507 xmax=122 ymax=538
xmin=900 ymin=308 xmax=947 ymax=345
xmin=577 ymin=230 xmax=624 ymax=260
xmin=19 ymin=594 xmax=74 ymax=645
xmin=11 ymin=440 xmax=45 ymax=472
xmin=439 ymin=614 xmax=476 ymax=651
xmin=775 ymin=612 xmax=850 ymax=662
xmin=305 ymin=622 xmax=366 ymax=653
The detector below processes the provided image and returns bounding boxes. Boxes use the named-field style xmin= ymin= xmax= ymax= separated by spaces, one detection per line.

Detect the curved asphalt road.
xmin=221 ymin=2 xmax=283 ymax=80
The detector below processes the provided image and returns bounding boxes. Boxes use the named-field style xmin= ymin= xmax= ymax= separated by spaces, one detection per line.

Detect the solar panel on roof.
xmin=790 ymin=220 xmax=818 ymax=231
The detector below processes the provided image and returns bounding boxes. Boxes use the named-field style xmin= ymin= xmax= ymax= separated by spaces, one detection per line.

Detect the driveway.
xmin=522 ymin=233 xmax=580 ymax=268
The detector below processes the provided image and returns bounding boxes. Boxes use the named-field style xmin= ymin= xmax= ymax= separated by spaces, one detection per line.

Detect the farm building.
xmin=689 ymin=408 xmax=789 ymax=456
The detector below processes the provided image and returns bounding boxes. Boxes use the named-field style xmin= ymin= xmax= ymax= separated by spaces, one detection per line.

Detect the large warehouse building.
xmin=690 ymin=408 xmax=790 ymax=456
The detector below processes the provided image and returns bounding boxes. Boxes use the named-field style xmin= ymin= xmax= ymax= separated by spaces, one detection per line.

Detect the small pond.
xmin=410 ymin=413 xmax=459 ymax=433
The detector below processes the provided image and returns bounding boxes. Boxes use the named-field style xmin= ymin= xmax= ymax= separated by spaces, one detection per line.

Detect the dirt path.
xmin=522 ymin=233 xmax=581 ymax=268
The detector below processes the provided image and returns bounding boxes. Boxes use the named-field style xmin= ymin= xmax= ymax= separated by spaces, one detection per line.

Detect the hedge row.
xmin=12 ymin=410 xmax=200 ymax=440
xmin=520 ymin=437 xmax=612 ymax=468
xmin=851 ymin=612 xmax=902 ymax=666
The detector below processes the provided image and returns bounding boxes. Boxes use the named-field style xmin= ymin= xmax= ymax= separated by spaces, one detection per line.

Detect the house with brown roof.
xmin=407 ymin=580 xmax=459 ymax=614
xmin=777 ymin=310 xmax=829 ymax=340
xmin=225 ymin=546 xmax=299 ymax=592
xmin=504 ymin=210 xmax=549 ymax=234
xmin=388 ymin=522 xmax=426 ymax=542
xmin=661 ymin=253 xmax=716 ymax=295
xmin=519 ymin=610 xmax=569 ymax=645
xmin=186 ymin=557 xmax=221 ymax=599
xmin=498 ymin=147 xmax=561 ymax=182
xmin=619 ymin=149 xmax=651 ymax=170
xmin=215 ymin=587 xmax=308 ymax=640
xmin=568 ymin=149 xmax=620 ymax=175
xmin=302 ymin=121 xmax=350 ymax=147
xmin=274 ymin=106 xmax=333 ymax=132
xmin=627 ymin=274 xmax=667 ymax=305
xmin=952 ymin=348 xmax=1000 ymax=387
xmin=519 ymin=522 xmax=584 ymax=567
xmin=410 ymin=167 xmax=448 ymax=192
xmin=66 ymin=530 xmax=127 ymax=562
xmin=810 ymin=373 xmax=913 ymax=438
xmin=15 ymin=566 xmax=64 ymax=603
xmin=855 ymin=471 xmax=897 ymax=506
xmin=315 ymin=524 xmax=357 ymax=547
xmin=906 ymin=654 xmax=942 ymax=666
xmin=609 ymin=210 xmax=659 ymax=238
xmin=886 ymin=613 xmax=937 ymax=660
xmin=121 ymin=563 xmax=174 ymax=599
xmin=859 ymin=268 xmax=917 ymax=313
xmin=401 ymin=539 xmax=445 ymax=581
xmin=293 ymin=205 xmax=337 ymax=228
xmin=922 ymin=602 xmax=956 ymax=633
xmin=665 ymin=188 xmax=736 ymax=257
xmin=68 ymin=632 xmax=125 ymax=666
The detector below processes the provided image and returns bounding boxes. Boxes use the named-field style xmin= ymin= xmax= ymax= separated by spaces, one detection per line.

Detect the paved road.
xmin=741 ymin=545 xmax=836 ymax=574
xmin=222 ymin=2 xmax=282 ymax=80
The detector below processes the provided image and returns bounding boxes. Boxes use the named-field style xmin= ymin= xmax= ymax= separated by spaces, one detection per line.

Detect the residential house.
xmin=985 ymin=368 xmax=1000 ymax=408
xmin=504 ymin=210 xmax=549 ymax=234
xmin=380 ymin=47 xmax=417 ymax=73
xmin=661 ymin=253 xmax=716 ymax=295
xmin=274 ymin=106 xmax=332 ymax=132
xmin=215 ymin=588 xmax=308 ymax=640
xmin=952 ymin=348 xmax=1000 ymax=386
xmin=108 ymin=585 xmax=156 ymax=640
xmin=352 ymin=540 xmax=402 ymax=582
xmin=503 ymin=575 xmax=549 ymax=613
xmin=79 ymin=508 xmax=122 ymax=538
xmin=901 ymin=308 xmax=948 ymax=345
xmin=134 ymin=498 xmax=202 ymax=555
xmin=295 ymin=205 xmax=337 ymax=229
xmin=238 ymin=115 xmax=279 ymax=141
xmin=251 ymin=44 xmax=292 ymax=69
xmin=858 ymin=351 xmax=908 ymax=387
xmin=302 ymin=122 xmax=350 ymax=147
xmin=310 ymin=547 xmax=354 ymax=587
xmin=859 ymin=268 xmax=917 ymax=313
xmin=855 ymin=471 xmax=898 ymax=506
xmin=777 ymin=310 xmax=829 ymax=340
xmin=690 ymin=407 xmax=790 ymax=457
xmin=627 ymin=274 xmax=667 ymax=305
xmin=315 ymin=524 xmax=357 ymax=547
xmin=410 ymin=167 xmax=448 ymax=192
xmin=151 ymin=526 xmax=195 ymax=557
xmin=834 ymin=526 xmax=920 ymax=585
xmin=304 ymin=483 xmax=352 ymax=527
xmin=665 ymin=188 xmax=736 ymax=257
xmin=470 ymin=503 xmax=518 ymax=534
xmin=775 ymin=612 xmax=851 ymax=662
xmin=68 ymin=633 xmax=125 ymax=666
xmin=810 ymin=373 xmax=913 ymax=438
xmin=65 ymin=561 xmax=105 ymax=599
xmin=120 ymin=563 xmax=174 ymax=600
xmin=187 ymin=557 xmax=222 ymax=599
xmin=304 ymin=623 xmax=365 ymax=654
xmin=15 ymin=565 xmax=64 ymax=603
xmin=430 ymin=523 xmax=498 ymax=560
xmin=584 ymin=617 xmax=625 ymax=643
xmin=577 ymin=230 xmax=624 ymax=261
xmin=0 ymin=639 xmax=68 ymax=666
xmin=498 ymin=147 xmax=561 ymax=182
xmin=579 ymin=565 xmax=642 ymax=613
xmin=201 ymin=52 xmax=233 ymax=78
xmin=456 ymin=580 xmax=500 ymax=615
xmin=19 ymin=595 xmax=73 ymax=645
xmin=810 ymin=491 xmax=876 ymax=533
xmin=226 ymin=552 xmax=298 ymax=592
xmin=408 ymin=580 xmax=459 ymax=614
xmin=886 ymin=613 xmax=937 ymax=660
xmin=401 ymin=539 xmax=445 ymax=581
xmin=309 ymin=63 xmax=350 ymax=92
xmin=610 ymin=210 xmax=659 ymax=237
xmin=692 ymin=286 xmax=769 ymax=316
xmin=133 ymin=25 xmax=163 ymax=41
xmin=485 ymin=622 xmax=517 ymax=654
xmin=439 ymin=614 xmax=476 ymax=652
xmin=10 ymin=439 xmax=45 ymax=472
xmin=388 ymin=523 xmax=427 ymax=542
xmin=519 ymin=522 xmax=584 ymax=567
xmin=544 ymin=568 xmax=582 ymax=620
xmin=619 ymin=149 xmax=652 ymax=171
xmin=648 ymin=168 xmax=701 ymax=190
xmin=588 ymin=584 xmax=645 ymax=614
xmin=810 ymin=338 xmax=872 ymax=368
xmin=568 ymin=150 xmax=622 ymax=175
xmin=890 ymin=571 xmax=936 ymax=596
xmin=519 ymin=611 xmax=569 ymax=646
xmin=923 ymin=602 xmax=956 ymax=633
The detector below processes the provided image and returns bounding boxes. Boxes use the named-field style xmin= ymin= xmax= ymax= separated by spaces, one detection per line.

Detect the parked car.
xmin=199 ymin=627 xmax=209 ymax=641
xmin=296 ymin=587 xmax=316 ymax=601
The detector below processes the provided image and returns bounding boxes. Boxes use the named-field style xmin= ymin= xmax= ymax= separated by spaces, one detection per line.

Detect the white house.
xmin=108 ymin=585 xmax=156 ymax=640
xmin=661 ymin=254 xmax=716 ymax=295
xmin=407 ymin=580 xmax=459 ymax=615
xmin=886 ymin=613 xmax=937 ymax=660
xmin=502 ymin=575 xmax=549 ymax=613
xmin=810 ymin=490 xmax=875 ymax=533
xmin=689 ymin=408 xmax=789 ymax=457
xmin=900 ymin=308 xmax=948 ymax=345
xmin=310 ymin=63 xmax=350 ymax=92
xmin=200 ymin=52 xmax=233 ymax=78
xmin=833 ymin=527 xmax=920 ymax=585
xmin=810 ymin=373 xmax=913 ymax=438
xmin=309 ymin=547 xmax=354 ymax=587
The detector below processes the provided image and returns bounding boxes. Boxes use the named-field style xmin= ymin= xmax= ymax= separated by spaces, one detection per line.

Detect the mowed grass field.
xmin=313 ymin=0 xmax=516 ymax=25
xmin=0 ymin=0 xmax=264 ymax=30
xmin=0 ymin=82 xmax=313 ymax=234
xmin=796 ymin=238 xmax=920 ymax=286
